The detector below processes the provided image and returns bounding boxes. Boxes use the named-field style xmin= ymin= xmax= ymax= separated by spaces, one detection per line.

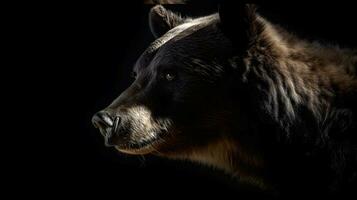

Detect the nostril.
xmin=113 ymin=116 xmax=121 ymax=134
xmin=92 ymin=111 xmax=114 ymax=129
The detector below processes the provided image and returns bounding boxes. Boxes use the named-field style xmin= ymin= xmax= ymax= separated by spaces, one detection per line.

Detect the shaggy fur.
xmin=93 ymin=5 xmax=357 ymax=197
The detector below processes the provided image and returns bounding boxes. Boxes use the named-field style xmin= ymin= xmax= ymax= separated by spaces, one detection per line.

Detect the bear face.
xmin=92 ymin=6 xmax=242 ymax=160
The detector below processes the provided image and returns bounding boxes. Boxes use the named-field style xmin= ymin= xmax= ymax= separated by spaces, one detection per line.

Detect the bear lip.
xmin=114 ymin=136 xmax=165 ymax=155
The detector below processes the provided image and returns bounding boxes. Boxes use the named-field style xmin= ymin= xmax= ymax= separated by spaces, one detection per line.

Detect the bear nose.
xmin=92 ymin=111 xmax=114 ymax=130
xmin=92 ymin=111 xmax=123 ymax=147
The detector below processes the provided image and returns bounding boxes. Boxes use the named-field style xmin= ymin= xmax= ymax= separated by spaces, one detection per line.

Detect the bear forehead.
xmin=151 ymin=14 xmax=219 ymax=54
xmin=135 ymin=14 xmax=223 ymax=71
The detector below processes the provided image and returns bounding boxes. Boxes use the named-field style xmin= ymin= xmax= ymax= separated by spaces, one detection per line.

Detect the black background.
xmin=9 ymin=1 xmax=357 ymax=198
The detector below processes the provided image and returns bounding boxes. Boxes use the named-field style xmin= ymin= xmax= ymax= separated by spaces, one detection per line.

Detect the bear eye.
xmin=165 ymin=72 xmax=175 ymax=81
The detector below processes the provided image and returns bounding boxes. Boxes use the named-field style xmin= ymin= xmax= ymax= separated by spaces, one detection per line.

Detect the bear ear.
xmin=219 ymin=4 xmax=263 ymax=52
xmin=149 ymin=5 xmax=186 ymax=38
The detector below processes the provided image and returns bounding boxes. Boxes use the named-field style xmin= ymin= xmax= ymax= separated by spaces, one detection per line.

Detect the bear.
xmin=92 ymin=4 xmax=357 ymax=197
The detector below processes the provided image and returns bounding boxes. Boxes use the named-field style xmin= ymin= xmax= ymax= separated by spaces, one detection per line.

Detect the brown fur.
xmin=93 ymin=5 xmax=357 ymax=196
xmin=160 ymin=7 xmax=357 ymax=193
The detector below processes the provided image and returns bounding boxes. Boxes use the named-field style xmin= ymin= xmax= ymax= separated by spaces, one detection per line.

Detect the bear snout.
xmin=92 ymin=111 xmax=123 ymax=146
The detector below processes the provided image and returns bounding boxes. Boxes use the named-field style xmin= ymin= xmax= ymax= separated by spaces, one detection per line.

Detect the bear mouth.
xmin=114 ymin=136 xmax=166 ymax=155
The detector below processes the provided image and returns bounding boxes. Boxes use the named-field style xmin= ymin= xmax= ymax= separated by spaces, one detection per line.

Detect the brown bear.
xmin=92 ymin=5 xmax=357 ymax=197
